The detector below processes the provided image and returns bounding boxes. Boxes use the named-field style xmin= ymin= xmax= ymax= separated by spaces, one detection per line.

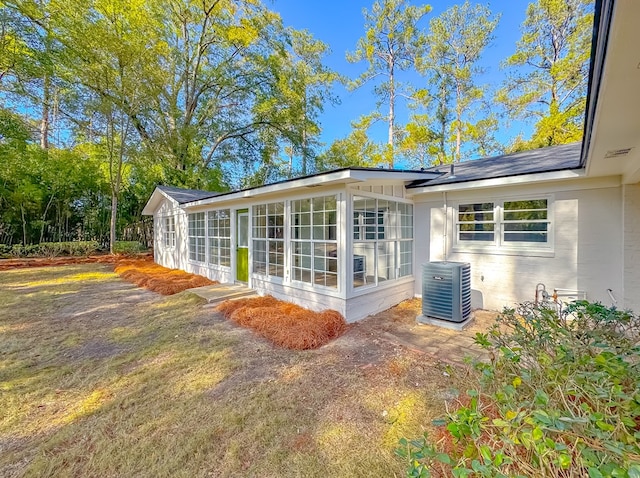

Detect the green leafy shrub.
xmin=4 ymin=241 xmax=101 ymax=258
xmin=39 ymin=241 xmax=101 ymax=257
xmin=9 ymin=244 xmax=41 ymax=257
xmin=398 ymin=301 xmax=640 ymax=478
xmin=0 ymin=244 xmax=11 ymax=258
xmin=113 ymin=241 xmax=147 ymax=254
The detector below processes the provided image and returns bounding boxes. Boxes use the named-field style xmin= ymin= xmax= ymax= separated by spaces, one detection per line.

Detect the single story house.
xmin=142 ymin=0 xmax=640 ymax=321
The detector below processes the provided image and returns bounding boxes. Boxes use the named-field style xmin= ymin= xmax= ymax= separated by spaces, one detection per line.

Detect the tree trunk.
xmin=388 ymin=65 xmax=395 ymax=168
xmin=301 ymin=128 xmax=307 ymax=176
xmin=39 ymin=193 xmax=55 ymax=243
xmin=109 ymin=193 xmax=118 ymax=254
xmin=455 ymin=83 xmax=461 ymax=163
xmin=21 ymin=204 xmax=27 ymax=245
xmin=40 ymin=73 xmax=50 ymax=150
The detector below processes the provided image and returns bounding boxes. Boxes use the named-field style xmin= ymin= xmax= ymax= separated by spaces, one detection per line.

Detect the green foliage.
xmin=414 ymin=1 xmax=501 ymax=164
xmin=6 ymin=241 xmax=101 ymax=257
xmin=347 ymin=0 xmax=431 ymax=167
xmin=39 ymin=241 xmax=101 ymax=257
xmin=398 ymin=301 xmax=640 ymax=477
xmin=316 ymin=116 xmax=382 ymax=170
xmin=1 ymin=0 xmax=340 ymax=246
xmin=399 ymin=114 xmax=441 ymax=168
xmin=498 ymin=0 xmax=593 ymax=148
xmin=112 ymin=241 xmax=147 ymax=254
xmin=0 ymin=244 xmax=11 ymax=257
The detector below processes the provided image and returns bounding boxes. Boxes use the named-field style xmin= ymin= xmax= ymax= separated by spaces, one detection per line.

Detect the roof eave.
xmin=182 ymin=169 xmax=441 ymax=208
xmin=141 ymin=188 xmax=177 ymax=215
xmin=405 ymin=168 xmax=587 ymax=196
xmin=581 ymin=0 xmax=615 ymax=170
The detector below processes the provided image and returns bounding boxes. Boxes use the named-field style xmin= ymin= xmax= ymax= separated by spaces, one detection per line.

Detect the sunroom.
xmin=143 ymin=168 xmax=437 ymax=322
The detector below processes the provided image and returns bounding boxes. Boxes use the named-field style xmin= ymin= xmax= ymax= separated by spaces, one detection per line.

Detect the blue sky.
xmin=272 ymin=0 xmax=532 ymax=161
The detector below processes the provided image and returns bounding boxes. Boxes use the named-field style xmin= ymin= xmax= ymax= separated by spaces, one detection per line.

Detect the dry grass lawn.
xmin=0 ymin=264 xmax=474 ymax=477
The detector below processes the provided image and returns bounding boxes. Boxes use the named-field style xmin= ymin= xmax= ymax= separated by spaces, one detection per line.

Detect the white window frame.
xmin=453 ymin=196 xmax=554 ymax=256
xmin=352 ymin=194 xmax=414 ymax=289
xmin=163 ymin=216 xmax=176 ymax=249
xmin=290 ymin=195 xmax=338 ymax=290
xmin=252 ymin=202 xmax=285 ymax=280
xmin=456 ymin=202 xmax=496 ymax=244
xmin=188 ymin=212 xmax=206 ymax=263
xmin=207 ymin=209 xmax=231 ymax=268
xmin=501 ymin=198 xmax=550 ymax=245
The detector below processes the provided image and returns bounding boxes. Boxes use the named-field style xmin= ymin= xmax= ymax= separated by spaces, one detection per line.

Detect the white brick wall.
xmin=623 ymin=183 xmax=640 ymax=313
xmin=414 ymin=180 xmax=624 ymax=311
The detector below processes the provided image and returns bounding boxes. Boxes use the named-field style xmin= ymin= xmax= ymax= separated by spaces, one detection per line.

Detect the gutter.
xmin=580 ymin=0 xmax=615 ymax=168
xmin=405 ymin=168 xmax=587 ymax=195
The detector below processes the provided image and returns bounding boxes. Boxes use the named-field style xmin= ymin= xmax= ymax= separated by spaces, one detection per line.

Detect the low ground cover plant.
xmin=217 ymin=296 xmax=348 ymax=350
xmin=113 ymin=241 xmax=148 ymax=254
xmin=114 ymin=258 xmax=215 ymax=295
xmin=398 ymin=301 xmax=640 ymax=477
xmin=0 ymin=240 xmax=146 ymax=259
xmin=0 ymin=241 xmax=101 ymax=258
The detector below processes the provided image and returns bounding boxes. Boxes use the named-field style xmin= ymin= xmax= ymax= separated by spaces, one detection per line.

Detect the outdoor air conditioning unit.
xmin=422 ymin=261 xmax=471 ymax=323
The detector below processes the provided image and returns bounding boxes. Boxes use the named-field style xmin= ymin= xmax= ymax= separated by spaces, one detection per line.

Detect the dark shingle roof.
xmin=157 ymin=185 xmax=220 ymax=204
xmin=407 ymin=142 xmax=583 ymax=188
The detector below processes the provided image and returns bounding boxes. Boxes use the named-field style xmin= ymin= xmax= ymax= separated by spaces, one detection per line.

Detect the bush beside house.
xmin=398 ymin=301 xmax=640 ymax=477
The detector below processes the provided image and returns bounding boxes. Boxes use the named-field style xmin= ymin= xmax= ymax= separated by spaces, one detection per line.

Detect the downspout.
xmin=443 ymin=191 xmax=448 ymax=260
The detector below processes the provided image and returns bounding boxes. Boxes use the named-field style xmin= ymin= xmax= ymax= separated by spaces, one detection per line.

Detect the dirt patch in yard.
xmin=333 ymin=298 xmax=498 ymax=367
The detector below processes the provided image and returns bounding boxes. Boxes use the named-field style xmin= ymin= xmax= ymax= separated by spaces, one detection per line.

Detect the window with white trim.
xmin=163 ymin=216 xmax=176 ymax=248
xmin=188 ymin=212 xmax=205 ymax=262
xmin=456 ymin=198 xmax=550 ymax=248
xmin=502 ymin=199 xmax=549 ymax=243
xmin=252 ymin=202 xmax=284 ymax=278
xmin=207 ymin=209 xmax=231 ymax=267
xmin=353 ymin=196 xmax=413 ymax=288
xmin=291 ymin=195 xmax=337 ymax=288
xmin=457 ymin=202 xmax=495 ymax=242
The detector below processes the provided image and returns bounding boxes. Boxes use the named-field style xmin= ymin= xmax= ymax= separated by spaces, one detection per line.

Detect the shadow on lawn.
xmin=0 ymin=264 xmax=466 ymax=478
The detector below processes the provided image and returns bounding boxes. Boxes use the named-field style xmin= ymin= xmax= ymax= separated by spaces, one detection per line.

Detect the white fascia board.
xmin=405 ymin=169 xmax=587 ymax=196
xmin=182 ymin=170 xmax=440 ymax=209
xmin=185 ymin=170 xmax=356 ymax=208
xmin=141 ymin=188 xmax=178 ymax=215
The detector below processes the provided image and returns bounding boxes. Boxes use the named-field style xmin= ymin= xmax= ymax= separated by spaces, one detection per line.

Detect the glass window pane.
xmin=458 ymin=203 xmax=495 ymax=242
xmin=238 ymin=213 xmax=248 ymax=247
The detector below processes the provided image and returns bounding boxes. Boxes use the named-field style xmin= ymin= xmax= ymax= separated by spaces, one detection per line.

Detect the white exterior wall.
xmin=154 ymin=199 xmax=188 ymax=271
xmin=149 ymin=180 xmax=416 ymax=322
xmin=412 ymin=177 xmax=624 ymax=311
xmin=623 ymin=183 xmax=640 ymax=312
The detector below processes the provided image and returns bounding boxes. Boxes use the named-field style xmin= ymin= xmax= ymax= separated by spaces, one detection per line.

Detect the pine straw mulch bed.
xmin=114 ymin=258 xmax=216 ymax=295
xmin=1 ymin=254 xmax=216 ymax=296
xmin=216 ymin=296 xmax=348 ymax=350
xmin=0 ymin=254 xmax=125 ymax=271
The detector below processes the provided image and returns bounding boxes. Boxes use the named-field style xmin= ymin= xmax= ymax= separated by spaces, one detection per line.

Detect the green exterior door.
xmin=236 ymin=209 xmax=249 ymax=282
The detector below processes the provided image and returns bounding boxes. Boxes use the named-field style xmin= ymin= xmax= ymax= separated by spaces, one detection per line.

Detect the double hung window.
xmin=163 ymin=216 xmax=176 ymax=248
